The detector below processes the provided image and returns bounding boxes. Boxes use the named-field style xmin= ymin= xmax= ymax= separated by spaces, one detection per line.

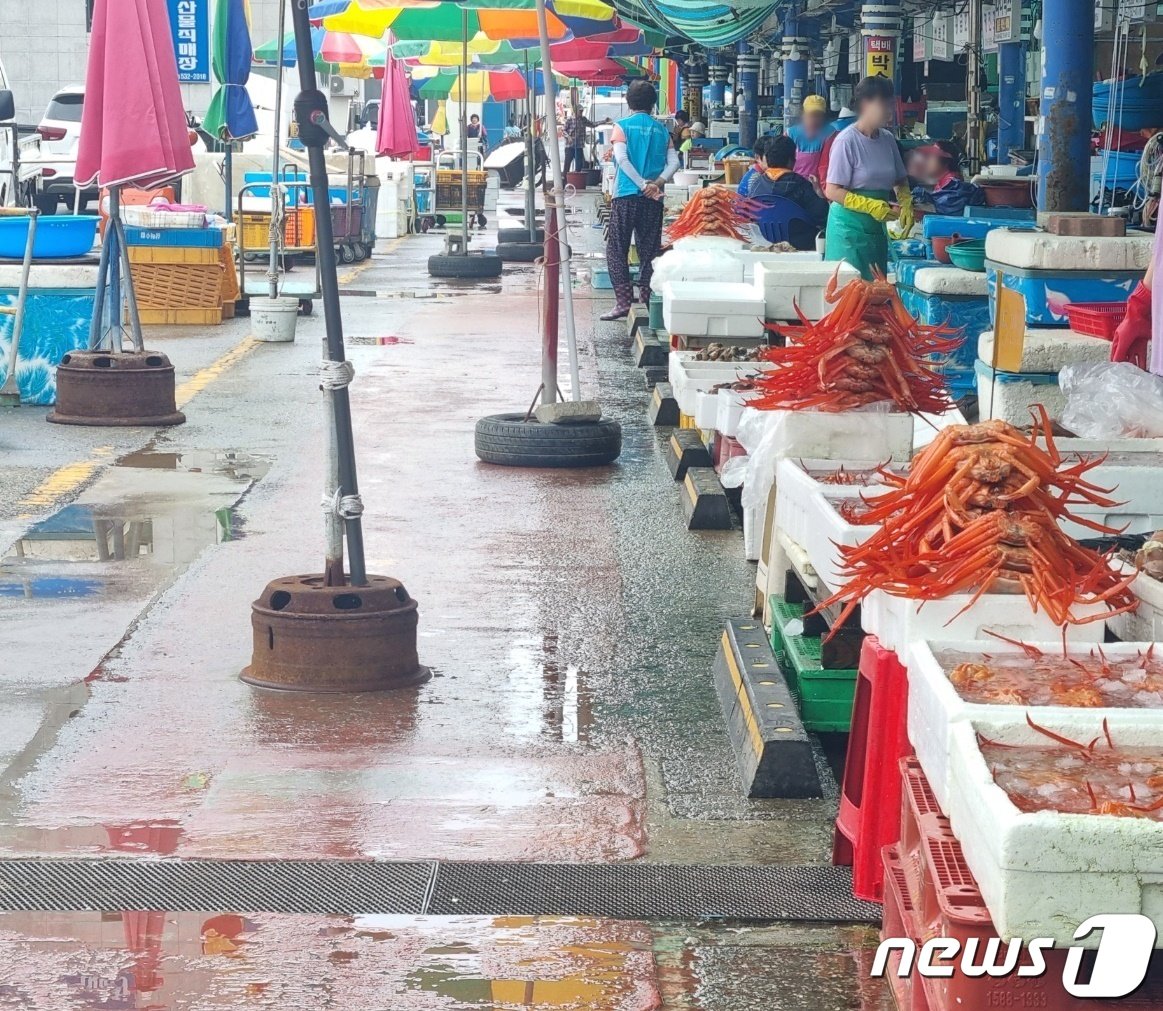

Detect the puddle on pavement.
xmin=0 ymin=912 xmax=659 ymax=1009
xmin=1 ymin=448 xmax=269 ymax=592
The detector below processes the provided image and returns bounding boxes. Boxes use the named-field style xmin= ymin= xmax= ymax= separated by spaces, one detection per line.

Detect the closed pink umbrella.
xmin=70 ymin=0 xmax=194 ymax=386
xmin=76 ymin=0 xmax=195 ymax=189
xmin=376 ymin=52 xmax=420 ymax=158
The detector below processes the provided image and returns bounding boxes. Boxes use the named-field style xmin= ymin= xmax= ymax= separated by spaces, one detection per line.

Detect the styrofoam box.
xmin=975 ymin=361 xmax=1065 ymax=428
xmin=753 ymin=260 xmax=860 ymax=321
xmin=977 ymin=328 xmax=1109 ymax=374
xmin=743 ymin=504 xmax=763 ymax=561
xmin=1108 ymin=560 xmax=1163 ymax=643
xmin=775 ymin=458 xmax=894 ymax=587
xmin=861 ymin=588 xmax=1108 ymax=656
xmin=946 ymin=716 xmax=1163 ymax=945
xmin=694 ymin=389 xmax=721 ymax=430
xmin=909 ymin=264 xmax=989 ymax=297
xmin=737 ymin=406 xmax=914 ymax=462
xmin=661 ymin=281 xmax=765 ymax=338
xmin=715 ymin=387 xmax=762 ymax=438
xmin=1058 ymin=451 xmax=1163 ymax=540
xmin=734 ymin=248 xmax=821 ymax=282
xmin=667 ymin=351 xmax=774 ymax=419
xmin=984 ymin=227 xmax=1155 ymax=272
xmin=906 ymin=638 xmax=1163 ymax=812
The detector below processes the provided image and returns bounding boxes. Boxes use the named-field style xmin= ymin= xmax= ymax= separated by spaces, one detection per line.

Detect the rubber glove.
xmin=1111 ymin=282 xmax=1152 ymax=369
xmin=842 ymin=191 xmax=896 ymax=222
xmin=890 ymin=184 xmax=915 ymax=238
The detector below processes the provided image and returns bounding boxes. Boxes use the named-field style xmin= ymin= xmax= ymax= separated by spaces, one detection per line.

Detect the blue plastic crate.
xmin=124 ymin=225 xmax=224 ymax=248
xmin=922 ymin=213 xmax=1034 ymax=241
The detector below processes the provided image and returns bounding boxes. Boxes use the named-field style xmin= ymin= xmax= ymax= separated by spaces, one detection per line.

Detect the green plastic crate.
xmin=782 ymin=631 xmax=857 ymax=733
xmin=767 ymin=595 xmax=804 ymax=689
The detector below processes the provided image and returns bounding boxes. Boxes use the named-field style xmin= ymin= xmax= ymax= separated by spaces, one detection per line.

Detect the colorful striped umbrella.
xmin=413 ymin=67 xmax=535 ymax=101
xmin=254 ymin=27 xmax=386 ymax=76
xmin=204 ymin=0 xmax=259 ymax=142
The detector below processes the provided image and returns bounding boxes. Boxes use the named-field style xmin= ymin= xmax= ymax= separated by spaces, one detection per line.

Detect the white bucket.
xmin=251 ymin=297 xmax=299 ymax=343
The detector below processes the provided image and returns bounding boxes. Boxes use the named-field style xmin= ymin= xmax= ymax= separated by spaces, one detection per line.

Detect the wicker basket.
xmin=130 ymin=261 xmax=225 ymax=309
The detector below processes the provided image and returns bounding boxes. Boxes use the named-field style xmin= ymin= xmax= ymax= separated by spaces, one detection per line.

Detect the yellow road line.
xmin=18 ymin=446 xmax=115 ymax=514
xmin=337 ymin=239 xmax=404 ymax=284
xmin=175 ymin=336 xmax=259 ymax=409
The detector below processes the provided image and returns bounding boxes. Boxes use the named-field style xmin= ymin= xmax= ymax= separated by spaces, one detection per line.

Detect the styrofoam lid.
xmin=662 ymin=281 xmax=765 ymax=303
xmin=754 ymin=259 xmax=859 ymax=278
xmin=984 ymin=228 xmax=1154 ymax=271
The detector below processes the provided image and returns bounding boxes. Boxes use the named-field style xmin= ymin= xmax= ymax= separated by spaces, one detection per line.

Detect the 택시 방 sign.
xmin=169 ymin=0 xmax=210 ymax=83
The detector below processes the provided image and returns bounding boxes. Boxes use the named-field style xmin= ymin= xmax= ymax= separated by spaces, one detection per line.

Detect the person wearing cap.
xmin=670 ymin=109 xmax=691 ymax=151
xmin=909 ymin=140 xmax=985 ymax=217
xmin=787 ymin=95 xmax=835 ymax=179
xmin=823 ymin=75 xmax=911 ymax=279
xmin=679 ymin=121 xmax=706 ymax=165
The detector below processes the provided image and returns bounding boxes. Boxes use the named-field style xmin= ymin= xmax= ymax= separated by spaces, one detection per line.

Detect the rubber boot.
xmin=1111 ymin=282 xmax=1152 ymax=369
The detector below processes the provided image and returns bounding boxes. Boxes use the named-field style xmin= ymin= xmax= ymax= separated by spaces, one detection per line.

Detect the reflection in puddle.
xmin=0 ymin=912 xmax=659 ymax=1009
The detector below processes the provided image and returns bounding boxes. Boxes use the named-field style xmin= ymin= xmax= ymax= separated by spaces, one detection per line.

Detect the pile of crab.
xmin=666 ymin=186 xmax=766 ymax=242
xmin=818 ymin=407 xmax=1139 ymax=630
xmin=750 ymin=272 xmax=961 ymax=414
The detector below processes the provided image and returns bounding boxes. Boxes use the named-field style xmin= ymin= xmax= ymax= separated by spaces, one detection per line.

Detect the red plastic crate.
xmin=833 ymin=635 xmax=910 ymax=902
xmin=899 ymin=757 xmax=948 ymax=910
xmin=1064 ymin=301 xmax=1127 ymax=341
xmin=881 ymin=846 xmax=929 ymax=1011
xmin=713 ymin=434 xmax=746 ymax=472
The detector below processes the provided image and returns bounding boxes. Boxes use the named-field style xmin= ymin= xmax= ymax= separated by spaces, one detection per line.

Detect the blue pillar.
xmin=708 ymin=52 xmax=727 ymax=120
xmin=996 ymin=41 xmax=1026 ymax=165
xmin=781 ymin=25 xmax=810 ymax=124
xmin=737 ymin=41 xmax=760 ymax=147
xmin=1036 ymin=0 xmax=1093 ymax=210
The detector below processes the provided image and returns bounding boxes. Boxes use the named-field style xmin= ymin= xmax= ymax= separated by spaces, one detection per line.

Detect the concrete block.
xmin=680 ymin=467 xmax=732 ymax=529
xmin=533 ymin=400 xmax=603 ymax=425
xmin=648 ymin=382 xmax=680 ymax=427
xmin=985 ymin=228 xmax=1154 ymax=271
xmin=666 ymin=429 xmax=713 ymax=480
xmin=711 ymin=619 xmax=823 ymax=798
xmin=643 ymin=366 xmax=667 ymax=389
xmin=633 ymin=327 xmax=668 ymax=367
xmin=627 ymin=305 xmax=649 ymax=338
xmin=1043 ymin=212 xmax=1125 ymax=237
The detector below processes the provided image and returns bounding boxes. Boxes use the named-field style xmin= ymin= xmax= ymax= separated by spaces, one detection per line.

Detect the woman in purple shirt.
xmin=823 ymin=76 xmax=913 ymax=279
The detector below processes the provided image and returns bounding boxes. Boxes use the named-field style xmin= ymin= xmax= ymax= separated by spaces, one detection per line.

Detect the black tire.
xmin=339 ymin=244 xmax=356 ymax=264
xmin=498 ymin=226 xmax=545 ymax=244
xmin=299 ymin=299 xmax=314 ymax=316
xmin=475 ymin=413 xmax=622 ymax=468
xmin=34 ymin=194 xmax=58 ymax=215
xmin=428 ymin=253 xmax=503 ymax=279
xmin=497 ymin=241 xmax=542 ymax=263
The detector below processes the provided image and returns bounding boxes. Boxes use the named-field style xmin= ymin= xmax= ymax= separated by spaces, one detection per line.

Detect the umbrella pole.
xmin=524 ymin=53 xmax=535 ymax=240
xmin=535 ymin=0 xmax=581 ymax=402
xmin=289 ymin=0 xmax=367 ymax=587
xmin=224 ymin=144 xmax=233 ymax=223
xmin=460 ymin=8 xmax=469 ymax=252
xmin=113 ymin=211 xmax=146 ymax=353
xmin=87 ymin=217 xmax=111 ymax=351
xmin=269 ymin=0 xmax=288 ymax=301
xmin=107 ymin=187 xmax=123 ymax=354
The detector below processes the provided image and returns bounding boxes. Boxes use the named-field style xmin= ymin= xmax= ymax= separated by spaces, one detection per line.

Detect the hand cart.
xmin=419 ymin=149 xmax=488 ymax=233
xmin=330 ymin=149 xmax=371 ymax=264
xmin=236 ymin=179 xmax=322 ymax=316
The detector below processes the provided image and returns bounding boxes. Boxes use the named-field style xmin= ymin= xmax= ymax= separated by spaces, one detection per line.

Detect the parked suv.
xmin=35 ymin=86 xmax=95 ymax=213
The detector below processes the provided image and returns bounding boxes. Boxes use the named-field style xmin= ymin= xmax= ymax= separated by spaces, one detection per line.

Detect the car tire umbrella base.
xmin=241 ymin=0 xmax=427 ymax=692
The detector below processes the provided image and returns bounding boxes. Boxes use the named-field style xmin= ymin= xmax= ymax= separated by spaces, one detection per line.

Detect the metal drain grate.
xmin=0 ymin=860 xmax=879 ymax=922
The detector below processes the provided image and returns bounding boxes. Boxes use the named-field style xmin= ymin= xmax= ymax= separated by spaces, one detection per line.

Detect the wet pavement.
xmin=0 ymin=192 xmax=885 ymax=1007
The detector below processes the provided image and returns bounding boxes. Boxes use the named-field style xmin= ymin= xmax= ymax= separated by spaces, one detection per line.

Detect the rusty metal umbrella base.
xmin=241 ymin=0 xmax=427 ymax=693
xmin=47 ymin=186 xmax=184 ymax=427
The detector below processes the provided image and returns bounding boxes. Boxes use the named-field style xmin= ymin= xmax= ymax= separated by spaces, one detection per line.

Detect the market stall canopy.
xmin=254 ymin=27 xmax=387 ymax=71
xmin=203 ymin=0 xmax=259 ymax=142
xmin=391 ymin=25 xmax=653 ymax=66
xmin=611 ymin=0 xmax=774 ymax=47
xmin=76 ymin=0 xmax=195 ymax=188
xmin=413 ymin=67 xmax=536 ymax=100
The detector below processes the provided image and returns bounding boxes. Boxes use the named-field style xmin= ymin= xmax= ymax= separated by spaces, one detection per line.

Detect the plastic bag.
xmin=719 ymin=454 xmax=749 ymax=489
xmin=1059 ymin=361 xmax=1163 ymax=439
xmin=651 ymin=244 xmax=745 ymax=287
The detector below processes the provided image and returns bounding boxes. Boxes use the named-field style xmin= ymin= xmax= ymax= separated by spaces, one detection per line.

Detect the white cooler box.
xmin=661 ymin=281 xmax=766 ymax=338
xmin=667 ymin=351 xmax=773 ymax=420
xmin=753 ymin=260 xmax=860 ymax=322
xmin=734 ymin=249 xmax=822 ymax=282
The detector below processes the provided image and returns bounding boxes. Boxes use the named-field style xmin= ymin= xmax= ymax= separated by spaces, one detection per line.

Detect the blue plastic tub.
xmin=922 ymin=213 xmax=1034 ymax=241
xmin=0 ymin=215 xmax=97 ymax=259
xmin=1093 ymin=74 xmax=1163 ymax=130
xmin=986 ymin=259 xmax=1140 ymax=326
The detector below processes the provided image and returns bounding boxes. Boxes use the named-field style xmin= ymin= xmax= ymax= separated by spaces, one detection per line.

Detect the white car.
xmin=34 ymin=86 xmax=95 ymax=213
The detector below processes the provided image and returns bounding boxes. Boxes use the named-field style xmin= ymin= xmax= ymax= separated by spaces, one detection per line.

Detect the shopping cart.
xmin=418 ymin=149 xmax=488 ymax=233
xmin=236 ymin=180 xmax=322 ymax=316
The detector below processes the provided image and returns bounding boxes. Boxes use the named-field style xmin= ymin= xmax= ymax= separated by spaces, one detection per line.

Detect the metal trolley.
xmin=236 ymin=178 xmax=322 ymax=316
xmin=417 ymin=149 xmax=488 ymax=233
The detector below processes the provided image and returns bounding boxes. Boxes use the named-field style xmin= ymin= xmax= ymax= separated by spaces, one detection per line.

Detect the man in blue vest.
xmin=601 ymin=80 xmax=681 ymax=321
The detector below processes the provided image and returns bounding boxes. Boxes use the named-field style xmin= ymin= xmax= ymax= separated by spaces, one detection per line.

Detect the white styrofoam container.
xmin=946 ymin=716 xmax=1163 ymax=945
xmin=910 ymin=264 xmax=989 ymax=297
xmin=668 ymin=352 xmax=773 ymax=419
xmin=715 ymin=387 xmax=762 ymax=438
xmin=861 ymin=588 xmax=1109 ymax=656
xmin=694 ymin=389 xmax=720 ymax=430
xmin=978 ymin=328 xmax=1109 ymax=374
xmin=661 ymin=281 xmax=765 ymax=338
xmin=734 ymin=248 xmax=822 ymax=282
xmin=976 ymin=364 xmax=1066 ymax=428
xmin=736 ymin=406 xmax=914 ymax=461
xmin=744 ymin=504 xmax=764 ymax=561
xmin=1058 ymin=452 xmax=1163 ymax=540
xmin=907 ymin=638 xmax=1163 ymax=811
xmin=984 ymin=228 xmax=1155 ymax=272
xmin=753 ymin=260 xmax=860 ymax=321
xmin=1109 ymin=560 xmax=1163 ymax=643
